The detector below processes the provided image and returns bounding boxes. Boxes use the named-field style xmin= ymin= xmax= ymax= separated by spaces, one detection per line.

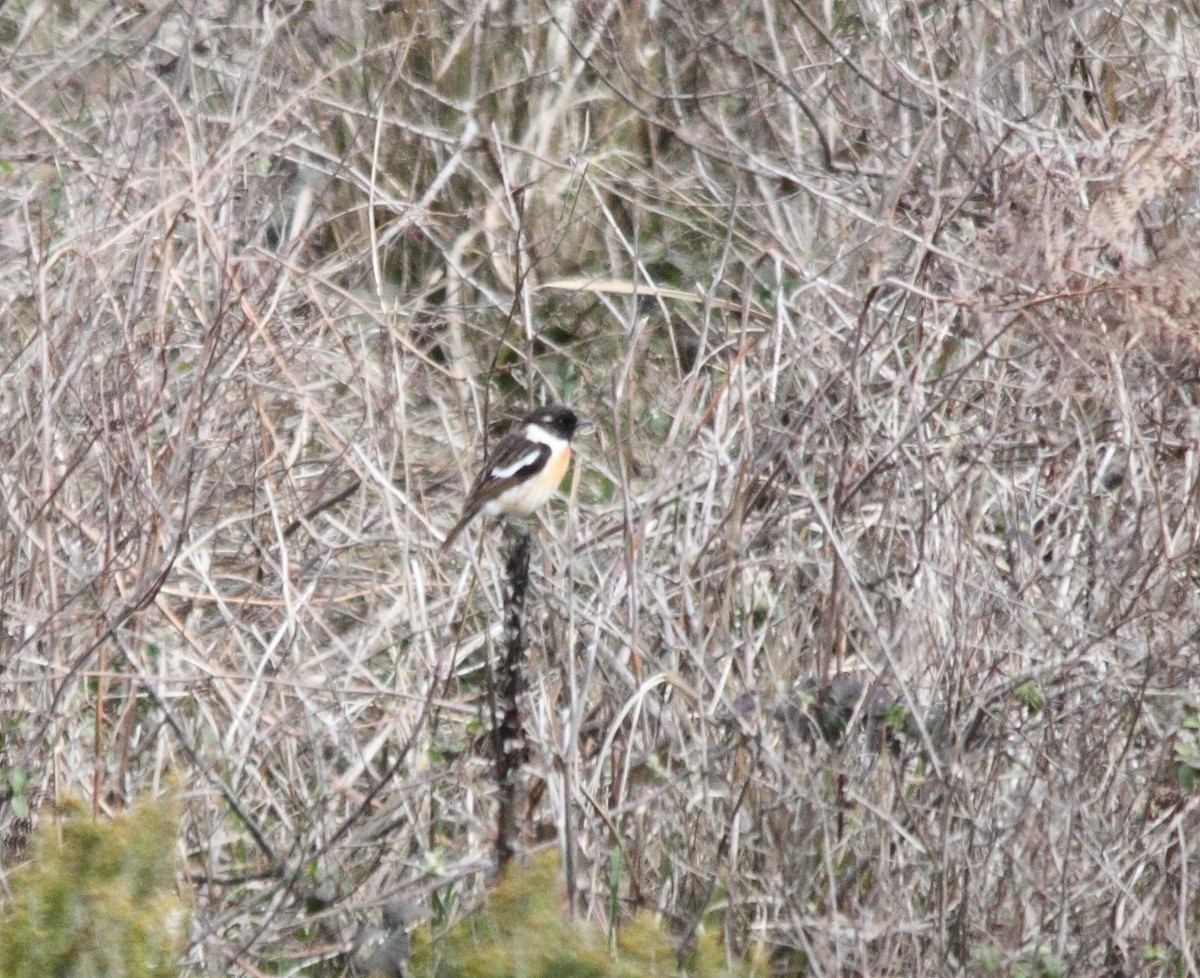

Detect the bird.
xmin=440 ymin=404 xmax=585 ymax=551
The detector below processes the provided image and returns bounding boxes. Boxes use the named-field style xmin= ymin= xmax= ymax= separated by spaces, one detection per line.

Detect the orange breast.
xmin=544 ymin=443 xmax=571 ymax=486
xmin=507 ymin=444 xmax=570 ymax=515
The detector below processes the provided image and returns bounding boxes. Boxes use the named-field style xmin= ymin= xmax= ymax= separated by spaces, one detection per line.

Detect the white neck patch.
xmin=524 ymin=423 xmax=567 ymax=450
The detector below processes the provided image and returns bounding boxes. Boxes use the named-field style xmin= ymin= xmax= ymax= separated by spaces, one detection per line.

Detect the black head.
xmin=523 ymin=404 xmax=582 ymax=440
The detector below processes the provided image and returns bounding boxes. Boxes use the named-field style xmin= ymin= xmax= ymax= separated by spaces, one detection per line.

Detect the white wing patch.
xmin=490 ymin=448 xmax=543 ymax=480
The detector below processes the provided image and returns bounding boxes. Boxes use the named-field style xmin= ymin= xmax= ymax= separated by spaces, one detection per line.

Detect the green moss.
xmin=0 ymin=796 xmax=189 ymax=978
xmin=411 ymin=852 xmax=759 ymax=978
xmin=615 ymin=912 xmax=675 ymax=971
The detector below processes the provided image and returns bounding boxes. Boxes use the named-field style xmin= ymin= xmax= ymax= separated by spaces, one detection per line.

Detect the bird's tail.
xmin=439 ymin=508 xmax=477 ymax=551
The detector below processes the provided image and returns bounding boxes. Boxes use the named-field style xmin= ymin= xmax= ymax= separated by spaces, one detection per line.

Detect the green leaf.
xmin=9 ymin=768 xmax=27 ymax=794
xmin=1014 ymin=680 xmax=1044 ymax=712
xmin=1178 ymin=764 xmax=1199 ymax=793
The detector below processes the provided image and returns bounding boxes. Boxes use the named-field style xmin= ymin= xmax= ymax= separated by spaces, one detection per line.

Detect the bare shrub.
xmin=2 ymin=1 xmax=1199 ymax=975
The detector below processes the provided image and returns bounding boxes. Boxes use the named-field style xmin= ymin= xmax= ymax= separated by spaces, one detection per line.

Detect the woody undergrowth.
xmin=0 ymin=800 xmax=760 ymax=978
xmin=5 ymin=2 xmax=1200 ymax=974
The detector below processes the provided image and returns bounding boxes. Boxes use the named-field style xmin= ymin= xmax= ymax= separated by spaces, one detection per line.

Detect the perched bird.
xmin=440 ymin=404 xmax=585 ymax=551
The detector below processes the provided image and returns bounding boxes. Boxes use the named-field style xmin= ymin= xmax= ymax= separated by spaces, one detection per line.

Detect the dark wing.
xmin=440 ymin=433 xmax=549 ymax=550
xmin=466 ymin=432 xmax=550 ymax=503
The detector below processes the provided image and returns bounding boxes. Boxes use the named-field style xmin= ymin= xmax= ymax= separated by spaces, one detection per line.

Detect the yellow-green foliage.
xmin=410 ymin=852 xmax=759 ymax=978
xmin=0 ymin=796 xmax=188 ymax=978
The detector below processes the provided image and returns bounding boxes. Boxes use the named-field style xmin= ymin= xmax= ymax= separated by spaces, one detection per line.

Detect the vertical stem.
xmin=495 ymin=522 xmax=532 ymax=869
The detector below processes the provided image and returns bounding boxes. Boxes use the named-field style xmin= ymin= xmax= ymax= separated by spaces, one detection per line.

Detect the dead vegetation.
xmin=2 ymin=1 xmax=1199 ymax=975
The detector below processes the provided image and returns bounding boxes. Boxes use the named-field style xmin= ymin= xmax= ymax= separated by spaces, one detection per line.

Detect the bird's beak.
xmin=576 ymin=418 xmax=596 ymax=435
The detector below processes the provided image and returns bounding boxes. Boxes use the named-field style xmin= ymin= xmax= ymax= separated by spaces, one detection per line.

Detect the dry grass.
xmin=2 ymin=1 xmax=1200 ymax=975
